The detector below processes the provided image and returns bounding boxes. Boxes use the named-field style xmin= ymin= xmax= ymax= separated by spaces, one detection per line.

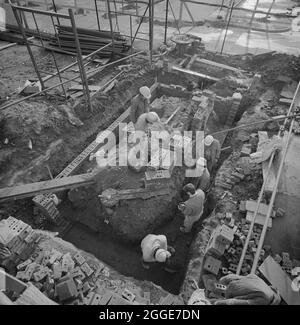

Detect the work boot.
xmin=141 ymin=259 xmax=150 ymax=270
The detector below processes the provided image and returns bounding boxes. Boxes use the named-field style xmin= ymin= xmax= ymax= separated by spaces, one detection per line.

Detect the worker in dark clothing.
xmin=214 ymin=274 xmax=281 ymax=305
xmin=130 ymin=86 xmax=151 ymax=124
xmin=204 ymin=135 xmax=221 ymax=173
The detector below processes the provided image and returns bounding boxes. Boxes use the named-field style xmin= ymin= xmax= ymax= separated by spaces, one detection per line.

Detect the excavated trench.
xmin=53 ymin=72 xmax=244 ymax=294
xmin=0 ymin=66 xmax=246 ymax=294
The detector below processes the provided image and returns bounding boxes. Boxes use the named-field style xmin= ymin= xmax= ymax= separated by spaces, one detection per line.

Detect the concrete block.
xmin=81 ymin=262 xmax=94 ymax=277
xmin=204 ymin=256 xmax=222 ymax=275
xmin=73 ymin=252 xmax=86 ymax=266
xmin=56 ymin=278 xmax=78 ymax=302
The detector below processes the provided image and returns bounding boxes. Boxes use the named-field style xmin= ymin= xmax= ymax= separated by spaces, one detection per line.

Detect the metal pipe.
xmin=220 ymin=0 xmax=234 ymax=54
xmin=237 ymin=81 xmax=300 ymax=275
xmin=11 ymin=6 xmax=45 ymax=90
xmin=10 ymin=4 xmax=70 ymax=18
xmin=94 ymin=0 xmax=101 ymax=31
xmin=106 ymin=0 xmax=115 ymax=55
xmin=149 ymin=0 xmax=154 ymax=65
xmin=164 ymin=0 xmax=169 ymax=45
xmin=68 ymin=8 xmax=92 ymax=112
xmin=0 ymin=51 xmax=144 ymax=111
xmin=252 ymin=123 xmax=294 ymax=273
xmin=210 ymin=113 xmax=300 ymax=137
xmin=42 ymin=42 xmax=113 ymax=82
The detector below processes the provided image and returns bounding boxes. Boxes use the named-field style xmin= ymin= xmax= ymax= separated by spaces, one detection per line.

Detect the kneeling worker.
xmin=179 ymin=183 xmax=205 ymax=233
xmin=141 ymin=234 xmax=175 ymax=271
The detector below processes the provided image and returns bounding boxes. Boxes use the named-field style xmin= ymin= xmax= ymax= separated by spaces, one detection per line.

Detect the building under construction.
xmin=0 ymin=0 xmax=300 ymax=306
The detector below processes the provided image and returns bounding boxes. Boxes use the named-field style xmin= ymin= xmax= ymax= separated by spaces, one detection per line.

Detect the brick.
xmin=71 ymin=266 xmax=86 ymax=280
xmin=81 ymin=262 xmax=94 ymax=277
xmin=17 ymin=259 xmax=32 ymax=271
xmin=61 ymin=253 xmax=75 ymax=272
xmin=204 ymin=256 xmax=222 ymax=275
xmin=229 ymin=264 xmax=238 ymax=273
xmin=49 ymin=250 xmax=63 ymax=265
xmin=56 ymin=278 xmax=78 ymax=302
xmin=90 ymin=293 xmax=103 ymax=305
xmin=160 ymin=294 xmax=175 ymax=305
xmin=73 ymin=253 xmax=86 ymax=266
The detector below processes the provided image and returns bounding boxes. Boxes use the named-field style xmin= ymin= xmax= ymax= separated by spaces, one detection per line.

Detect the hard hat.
xmin=183 ymin=183 xmax=196 ymax=195
xmin=204 ymin=135 xmax=214 ymax=146
xmin=155 ymin=249 xmax=171 ymax=263
xmin=146 ymin=112 xmax=159 ymax=124
xmin=196 ymin=157 xmax=207 ymax=168
xmin=139 ymin=86 xmax=151 ymax=99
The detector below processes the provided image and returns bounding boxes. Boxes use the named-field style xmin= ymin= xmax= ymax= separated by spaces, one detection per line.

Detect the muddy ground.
xmin=1 ymin=43 xmax=300 ymax=294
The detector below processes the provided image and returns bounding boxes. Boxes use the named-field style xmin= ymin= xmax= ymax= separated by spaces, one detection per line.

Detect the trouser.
xmin=183 ymin=213 xmax=202 ymax=233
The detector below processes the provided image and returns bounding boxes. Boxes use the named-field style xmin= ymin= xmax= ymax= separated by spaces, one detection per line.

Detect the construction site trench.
xmin=1 ymin=43 xmax=300 ymax=300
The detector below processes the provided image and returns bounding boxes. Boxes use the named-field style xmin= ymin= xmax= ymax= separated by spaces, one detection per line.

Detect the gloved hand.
xmin=214 ymin=274 xmax=281 ymax=305
xmin=0 ymin=246 xmax=11 ymax=261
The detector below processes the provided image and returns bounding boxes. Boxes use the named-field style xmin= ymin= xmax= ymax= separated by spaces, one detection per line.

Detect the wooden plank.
xmin=172 ymin=66 xmax=220 ymax=82
xmin=259 ymin=256 xmax=300 ymax=305
xmin=68 ymin=85 xmax=101 ymax=92
xmin=246 ymin=211 xmax=272 ymax=228
xmin=196 ymin=58 xmax=241 ymax=72
xmin=15 ymin=284 xmax=57 ymax=305
xmin=0 ymin=174 xmax=94 ymax=202
xmin=245 ymin=200 xmax=270 ymax=215
xmin=258 ymin=132 xmax=277 ymax=193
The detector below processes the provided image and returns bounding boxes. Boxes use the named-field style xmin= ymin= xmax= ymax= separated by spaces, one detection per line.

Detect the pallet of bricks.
xmin=200 ymin=200 xmax=286 ymax=299
xmin=0 ymin=217 xmax=168 ymax=305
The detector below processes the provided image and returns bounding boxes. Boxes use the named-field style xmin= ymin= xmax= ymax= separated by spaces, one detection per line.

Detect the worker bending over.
xmin=130 ymin=86 xmax=151 ymax=124
xmin=135 ymin=111 xmax=160 ymax=132
xmin=179 ymin=184 xmax=205 ymax=233
xmin=141 ymin=234 xmax=175 ymax=270
xmin=204 ymin=135 xmax=221 ymax=173
xmin=186 ymin=157 xmax=210 ymax=193
xmin=214 ymin=274 xmax=281 ymax=305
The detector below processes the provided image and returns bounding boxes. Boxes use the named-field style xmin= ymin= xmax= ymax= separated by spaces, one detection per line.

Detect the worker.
xmin=130 ymin=86 xmax=151 ymax=124
xmin=204 ymin=135 xmax=221 ymax=173
xmin=214 ymin=274 xmax=281 ymax=305
xmin=141 ymin=234 xmax=175 ymax=271
xmin=186 ymin=157 xmax=210 ymax=192
xmin=178 ymin=183 xmax=205 ymax=233
xmin=135 ymin=111 xmax=160 ymax=132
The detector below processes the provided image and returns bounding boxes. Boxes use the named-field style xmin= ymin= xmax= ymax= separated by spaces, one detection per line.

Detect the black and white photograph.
xmin=0 ymin=0 xmax=300 ymax=310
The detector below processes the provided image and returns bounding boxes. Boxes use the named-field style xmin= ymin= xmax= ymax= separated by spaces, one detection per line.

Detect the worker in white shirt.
xmin=141 ymin=234 xmax=175 ymax=270
xmin=178 ymin=183 xmax=205 ymax=233
xmin=134 ymin=111 xmax=160 ymax=132
xmin=130 ymin=86 xmax=151 ymax=124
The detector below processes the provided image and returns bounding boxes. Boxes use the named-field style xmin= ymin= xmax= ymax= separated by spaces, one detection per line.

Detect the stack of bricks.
xmin=225 ymin=93 xmax=242 ymax=127
xmin=1 ymin=217 xmax=40 ymax=273
xmin=2 ymin=217 xmax=182 ymax=305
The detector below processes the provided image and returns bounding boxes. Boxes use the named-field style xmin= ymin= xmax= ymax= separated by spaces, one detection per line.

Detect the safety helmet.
xmin=139 ymin=86 xmax=151 ymax=99
xmin=155 ymin=249 xmax=171 ymax=263
xmin=146 ymin=112 xmax=159 ymax=124
xmin=204 ymin=135 xmax=214 ymax=146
